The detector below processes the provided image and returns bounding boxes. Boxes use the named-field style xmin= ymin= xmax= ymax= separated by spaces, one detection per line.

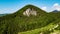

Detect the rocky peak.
xmin=23 ymin=8 xmax=37 ymax=16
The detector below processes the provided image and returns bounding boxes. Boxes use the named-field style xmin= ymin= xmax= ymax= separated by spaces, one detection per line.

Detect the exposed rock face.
xmin=23 ymin=8 xmax=37 ymax=16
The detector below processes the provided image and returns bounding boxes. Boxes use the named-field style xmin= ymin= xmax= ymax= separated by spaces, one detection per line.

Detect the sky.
xmin=0 ymin=0 xmax=60 ymax=14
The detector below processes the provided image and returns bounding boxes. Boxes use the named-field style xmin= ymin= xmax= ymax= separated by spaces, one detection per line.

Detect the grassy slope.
xmin=18 ymin=23 xmax=56 ymax=34
xmin=18 ymin=18 xmax=60 ymax=34
xmin=18 ymin=20 xmax=60 ymax=34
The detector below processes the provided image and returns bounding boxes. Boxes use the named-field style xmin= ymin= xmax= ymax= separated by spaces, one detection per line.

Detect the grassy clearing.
xmin=50 ymin=30 xmax=60 ymax=34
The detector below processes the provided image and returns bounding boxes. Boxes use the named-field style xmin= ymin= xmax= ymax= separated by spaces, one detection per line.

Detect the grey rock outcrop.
xmin=23 ymin=8 xmax=37 ymax=16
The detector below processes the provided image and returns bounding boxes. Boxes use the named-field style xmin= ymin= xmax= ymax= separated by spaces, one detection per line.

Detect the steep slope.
xmin=13 ymin=5 xmax=47 ymax=17
xmin=0 ymin=5 xmax=56 ymax=34
xmin=18 ymin=22 xmax=56 ymax=34
xmin=19 ymin=20 xmax=60 ymax=34
xmin=13 ymin=5 xmax=55 ymax=31
xmin=19 ymin=17 xmax=60 ymax=34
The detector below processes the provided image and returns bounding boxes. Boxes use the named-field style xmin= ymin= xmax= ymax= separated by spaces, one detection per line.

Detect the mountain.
xmin=14 ymin=5 xmax=47 ymax=16
xmin=49 ymin=10 xmax=60 ymax=20
xmin=0 ymin=5 xmax=60 ymax=34
xmin=0 ymin=14 xmax=7 ymax=17
xmin=52 ymin=10 xmax=59 ymax=13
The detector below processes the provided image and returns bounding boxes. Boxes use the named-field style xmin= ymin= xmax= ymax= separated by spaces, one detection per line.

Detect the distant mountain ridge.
xmin=52 ymin=10 xmax=59 ymax=13
xmin=0 ymin=14 xmax=7 ymax=17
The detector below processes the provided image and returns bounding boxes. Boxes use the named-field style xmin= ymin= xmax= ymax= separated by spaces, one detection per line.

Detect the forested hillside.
xmin=0 ymin=5 xmax=60 ymax=34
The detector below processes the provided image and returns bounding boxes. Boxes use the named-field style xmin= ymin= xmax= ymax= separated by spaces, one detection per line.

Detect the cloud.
xmin=53 ymin=3 xmax=59 ymax=7
xmin=41 ymin=7 xmax=47 ymax=11
xmin=53 ymin=3 xmax=60 ymax=11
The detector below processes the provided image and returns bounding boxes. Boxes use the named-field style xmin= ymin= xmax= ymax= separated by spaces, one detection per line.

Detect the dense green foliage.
xmin=0 ymin=5 xmax=60 ymax=34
